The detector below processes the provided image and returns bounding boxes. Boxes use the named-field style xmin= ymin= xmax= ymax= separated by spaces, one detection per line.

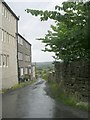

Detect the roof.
xmin=2 ymin=1 xmax=19 ymax=20
xmin=17 ymin=33 xmax=31 ymax=46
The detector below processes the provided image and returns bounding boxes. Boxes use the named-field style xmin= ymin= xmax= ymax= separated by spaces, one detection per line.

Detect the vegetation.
xmin=35 ymin=62 xmax=54 ymax=70
xmin=40 ymin=69 xmax=49 ymax=81
xmin=37 ymin=69 xmax=51 ymax=81
xmin=26 ymin=1 xmax=90 ymax=62
xmin=35 ymin=62 xmax=54 ymax=80
xmin=25 ymin=1 xmax=89 ymax=111
xmin=2 ymin=80 xmax=36 ymax=94
xmin=48 ymin=81 xmax=89 ymax=112
xmin=19 ymin=74 xmax=31 ymax=82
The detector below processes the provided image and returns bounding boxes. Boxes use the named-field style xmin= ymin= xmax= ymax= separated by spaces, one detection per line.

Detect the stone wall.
xmin=49 ymin=60 xmax=89 ymax=102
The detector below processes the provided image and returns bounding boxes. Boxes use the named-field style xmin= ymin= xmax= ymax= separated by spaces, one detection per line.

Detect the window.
xmin=6 ymin=55 xmax=9 ymax=67
xmin=8 ymin=13 xmax=10 ymax=21
xmin=9 ymin=35 xmax=12 ymax=44
xmin=7 ymin=11 xmax=8 ymax=19
xmin=10 ymin=15 xmax=12 ymax=22
xmin=6 ymin=9 xmax=7 ymax=18
xmin=7 ymin=34 xmax=9 ymax=43
xmin=0 ymin=29 xmax=2 ymax=40
xmin=9 ymin=34 xmax=11 ymax=43
xmin=1 ymin=30 xmax=14 ymax=43
xmin=18 ymin=36 xmax=23 ymax=45
xmin=25 ymin=68 xmax=28 ymax=74
xmin=6 ymin=33 xmax=9 ymax=43
xmin=4 ymin=9 xmax=6 ymax=18
xmin=0 ymin=54 xmax=9 ymax=67
xmin=25 ymin=42 xmax=30 ymax=49
xmin=6 ymin=10 xmax=9 ymax=20
xmin=12 ymin=37 xmax=14 ymax=45
xmin=29 ymin=68 xmax=31 ymax=74
xmin=18 ymin=52 xmax=23 ymax=60
xmin=2 ymin=55 xmax=6 ymax=67
xmin=2 ymin=6 xmax=4 ymax=15
xmin=4 ymin=32 xmax=6 ymax=42
xmin=20 ymin=68 xmax=23 ymax=76
xmin=25 ymin=55 xmax=30 ymax=62
xmin=10 ymin=36 xmax=13 ymax=44
xmin=11 ymin=15 xmax=14 ymax=22
xmin=1 ymin=30 xmax=15 ymax=44
xmin=1 ymin=30 xmax=4 ymax=41
xmin=0 ymin=55 xmax=2 ymax=67
xmin=6 ymin=32 xmax=7 ymax=42
xmin=4 ymin=32 xmax=9 ymax=43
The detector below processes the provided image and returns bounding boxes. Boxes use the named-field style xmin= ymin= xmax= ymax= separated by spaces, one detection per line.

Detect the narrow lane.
xmin=2 ymin=78 xmax=88 ymax=118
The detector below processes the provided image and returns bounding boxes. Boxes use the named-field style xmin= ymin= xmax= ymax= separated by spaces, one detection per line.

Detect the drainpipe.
xmin=16 ymin=17 xmax=20 ymax=84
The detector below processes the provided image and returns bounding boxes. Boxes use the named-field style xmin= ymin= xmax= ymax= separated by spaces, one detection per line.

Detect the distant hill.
xmin=33 ymin=62 xmax=54 ymax=70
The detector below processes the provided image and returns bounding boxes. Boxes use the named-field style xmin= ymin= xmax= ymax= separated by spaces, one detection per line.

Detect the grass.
xmin=48 ymin=81 xmax=89 ymax=112
xmin=1 ymin=80 xmax=36 ymax=94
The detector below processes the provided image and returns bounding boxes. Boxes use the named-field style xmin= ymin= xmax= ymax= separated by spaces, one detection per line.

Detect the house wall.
xmin=31 ymin=65 xmax=36 ymax=79
xmin=0 ymin=2 xmax=2 ymax=90
xmin=17 ymin=34 xmax=32 ymax=81
xmin=0 ymin=2 xmax=18 ymax=89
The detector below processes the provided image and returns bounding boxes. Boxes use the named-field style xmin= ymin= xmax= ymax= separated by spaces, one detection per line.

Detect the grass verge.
xmin=1 ymin=80 xmax=36 ymax=94
xmin=48 ymin=81 xmax=89 ymax=112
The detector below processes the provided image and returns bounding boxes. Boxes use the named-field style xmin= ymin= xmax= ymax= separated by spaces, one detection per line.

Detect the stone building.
xmin=17 ymin=33 xmax=32 ymax=82
xmin=0 ymin=1 xmax=19 ymax=89
xmin=31 ymin=64 xmax=36 ymax=79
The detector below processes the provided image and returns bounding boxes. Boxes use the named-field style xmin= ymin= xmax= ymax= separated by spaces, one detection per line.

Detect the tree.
xmin=25 ymin=1 xmax=90 ymax=62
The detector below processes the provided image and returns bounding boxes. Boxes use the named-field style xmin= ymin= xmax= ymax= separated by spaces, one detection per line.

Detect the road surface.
xmin=2 ymin=78 xmax=88 ymax=118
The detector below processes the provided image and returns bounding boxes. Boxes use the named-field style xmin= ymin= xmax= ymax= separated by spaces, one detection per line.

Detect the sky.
xmin=4 ymin=0 xmax=67 ymax=62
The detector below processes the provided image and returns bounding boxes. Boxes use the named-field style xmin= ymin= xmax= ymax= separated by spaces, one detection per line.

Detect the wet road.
xmin=2 ymin=78 xmax=88 ymax=118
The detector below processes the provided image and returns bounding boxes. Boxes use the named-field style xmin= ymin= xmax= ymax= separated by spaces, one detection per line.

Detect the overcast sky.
xmin=5 ymin=0 xmax=67 ymax=62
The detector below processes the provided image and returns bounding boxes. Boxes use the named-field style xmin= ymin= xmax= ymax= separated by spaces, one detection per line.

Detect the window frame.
xmin=0 ymin=54 xmax=2 ymax=67
xmin=1 ymin=30 xmax=4 ymax=41
xmin=18 ymin=52 xmax=23 ymax=60
xmin=18 ymin=36 xmax=23 ymax=45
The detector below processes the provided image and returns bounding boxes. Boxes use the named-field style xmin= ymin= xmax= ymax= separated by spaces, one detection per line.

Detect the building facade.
xmin=0 ymin=1 xmax=19 ymax=89
xmin=31 ymin=65 xmax=36 ymax=79
xmin=17 ymin=33 xmax=32 ymax=82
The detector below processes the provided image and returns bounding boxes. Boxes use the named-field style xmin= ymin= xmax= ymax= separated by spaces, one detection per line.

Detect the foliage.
xmin=2 ymin=80 xmax=36 ymax=94
xmin=26 ymin=1 xmax=90 ymax=62
xmin=37 ymin=68 xmax=52 ymax=81
xmin=35 ymin=62 xmax=54 ymax=80
xmin=41 ymin=71 xmax=49 ymax=81
xmin=36 ymin=62 xmax=54 ymax=70
xmin=48 ymin=81 xmax=89 ymax=111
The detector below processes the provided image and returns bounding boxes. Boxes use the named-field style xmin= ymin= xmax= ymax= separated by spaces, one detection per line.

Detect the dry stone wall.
xmin=49 ymin=60 xmax=89 ymax=102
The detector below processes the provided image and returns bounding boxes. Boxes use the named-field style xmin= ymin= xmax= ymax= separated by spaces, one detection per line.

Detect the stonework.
xmin=48 ymin=60 xmax=89 ymax=102
xmin=0 ymin=2 xmax=19 ymax=89
xmin=17 ymin=33 xmax=32 ymax=82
